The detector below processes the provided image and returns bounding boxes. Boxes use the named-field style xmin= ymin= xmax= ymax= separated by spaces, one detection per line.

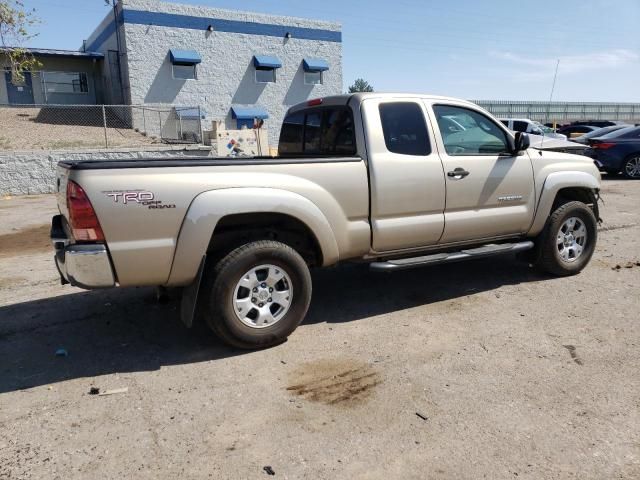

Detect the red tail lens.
xmin=307 ymin=98 xmax=323 ymax=106
xmin=593 ymin=142 xmax=615 ymax=149
xmin=67 ymin=180 xmax=105 ymax=242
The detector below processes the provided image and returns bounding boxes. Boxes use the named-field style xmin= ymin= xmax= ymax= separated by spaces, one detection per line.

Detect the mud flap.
xmin=180 ymin=255 xmax=206 ymax=329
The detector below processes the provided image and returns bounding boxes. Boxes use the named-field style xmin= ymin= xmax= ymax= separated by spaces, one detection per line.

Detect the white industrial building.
xmin=84 ymin=0 xmax=343 ymax=145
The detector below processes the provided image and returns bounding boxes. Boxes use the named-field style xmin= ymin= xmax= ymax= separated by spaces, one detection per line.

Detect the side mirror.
xmin=514 ymin=131 xmax=530 ymax=153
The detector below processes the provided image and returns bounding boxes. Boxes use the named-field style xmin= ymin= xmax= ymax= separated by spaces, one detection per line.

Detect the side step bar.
xmin=369 ymin=241 xmax=534 ymax=272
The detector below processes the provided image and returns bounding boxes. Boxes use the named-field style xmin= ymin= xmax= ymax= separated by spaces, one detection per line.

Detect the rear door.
xmin=362 ymin=98 xmax=446 ymax=251
xmin=427 ymin=102 xmax=536 ymax=244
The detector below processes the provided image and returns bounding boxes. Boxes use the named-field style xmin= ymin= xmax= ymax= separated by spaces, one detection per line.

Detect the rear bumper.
xmin=51 ymin=215 xmax=116 ymax=289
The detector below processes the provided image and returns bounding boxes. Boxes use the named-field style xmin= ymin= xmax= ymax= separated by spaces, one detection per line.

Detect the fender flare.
xmin=528 ymin=171 xmax=600 ymax=235
xmin=167 ymin=188 xmax=340 ymax=286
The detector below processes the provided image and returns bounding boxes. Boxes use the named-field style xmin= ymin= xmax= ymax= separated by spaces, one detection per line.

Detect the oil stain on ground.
xmin=0 ymin=225 xmax=50 ymax=258
xmin=286 ymin=359 xmax=381 ymax=406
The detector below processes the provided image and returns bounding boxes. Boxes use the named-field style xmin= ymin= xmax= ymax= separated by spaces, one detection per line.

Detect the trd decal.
xmin=105 ymin=191 xmax=154 ymax=204
xmin=103 ymin=190 xmax=176 ymax=210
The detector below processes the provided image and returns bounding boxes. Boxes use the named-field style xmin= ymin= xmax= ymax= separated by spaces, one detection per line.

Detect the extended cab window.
xmin=433 ymin=105 xmax=509 ymax=156
xmin=279 ymin=107 xmax=356 ymax=156
xmin=379 ymin=102 xmax=431 ymax=156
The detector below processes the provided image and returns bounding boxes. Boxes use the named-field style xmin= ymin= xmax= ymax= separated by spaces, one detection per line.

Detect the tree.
xmin=0 ymin=1 xmax=40 ymax=81
xmin=348 ymin=78 xmax=374 ymax=93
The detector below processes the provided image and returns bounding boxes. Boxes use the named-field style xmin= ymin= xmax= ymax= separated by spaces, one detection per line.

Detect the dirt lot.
xmin=1 ymin=179 xmax=639 ymax=479
xmin=0 ymin=107 xmax=160 ymax=151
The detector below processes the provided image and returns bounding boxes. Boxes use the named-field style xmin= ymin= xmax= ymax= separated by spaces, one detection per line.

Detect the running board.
xmin=369 ymin=241 xmax=534 ymax=272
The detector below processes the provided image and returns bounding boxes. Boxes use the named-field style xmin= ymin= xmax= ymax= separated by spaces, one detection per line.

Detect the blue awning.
xmin=303 ymin=58 xmax=329 ymax=72
xmin=253 ymin=55 xmax=282 ymax=69
xmin=231 ymin=106 xmax=269 ymax=120
xmin=175 ymin=107 xmax=204 ymax=120
xmin=170 ymin=49 xmax=202 ymax=65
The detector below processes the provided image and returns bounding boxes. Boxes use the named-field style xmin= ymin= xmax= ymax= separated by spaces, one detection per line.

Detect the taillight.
xmin=67 ymin=180 xmax=105 ymax=242
xmin=307 ymin=98 xmax=323 ymax=106
xmin=593 ymin=142 xmax=615 ymax=150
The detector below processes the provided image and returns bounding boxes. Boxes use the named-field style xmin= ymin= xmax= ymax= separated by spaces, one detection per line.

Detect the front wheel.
xmin=535 ymin=201 xmax=597 ymax=276
xmin=623 ymin=155 xmax=640 ymax=179
xmin=203 ymin=240 xmax=312 ymax=349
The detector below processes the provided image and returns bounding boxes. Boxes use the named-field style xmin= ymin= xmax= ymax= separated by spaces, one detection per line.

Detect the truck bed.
xmin=58 ymin=156 xmax=362 ymax=170
xmin=56 ymin=155 xmax=371 ymax=287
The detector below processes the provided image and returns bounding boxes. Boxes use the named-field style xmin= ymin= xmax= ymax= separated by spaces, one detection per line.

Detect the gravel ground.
xmin=0 ymin=107 xmax=160 ymax=151
xmin=0 ymin=178 xmax=639 ymax=479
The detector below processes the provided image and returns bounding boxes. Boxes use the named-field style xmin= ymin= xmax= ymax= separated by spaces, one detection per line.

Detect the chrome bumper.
xmin=52 ymin=215 xmax=116 ymax=289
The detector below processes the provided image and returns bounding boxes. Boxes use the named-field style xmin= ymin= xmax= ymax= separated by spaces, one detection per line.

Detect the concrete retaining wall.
xmin=0 ymin=146 xmax=212 ymax=195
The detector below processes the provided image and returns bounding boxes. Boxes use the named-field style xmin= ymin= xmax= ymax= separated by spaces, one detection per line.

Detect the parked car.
xmin=585 ymin=126 xmax=640 ymax=178
xmin=526 ymin=134 xmax=590 ymax=155
xmin=571 ymin=120 xmax=628 ymax=128
xmin=499 ymin=118 xmax=567 ymax=140
xmin=573 ymin=125 xmax=633 ymax=144
xmin=557 ymin=125 xmax=600 ymax=139
xmin=51 ymin=93 xmax=602 ymax=349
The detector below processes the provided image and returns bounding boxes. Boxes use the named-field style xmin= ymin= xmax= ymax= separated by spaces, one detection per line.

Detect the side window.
xmin=304 ymin=112 xmax=322 ymax=154
xmin=379 ymin=102 xmax=431 ymax=156
xmin=433 ymin=105 xmax=509 ymax=156
xmin=500 ymin=120 xmax=510 ymax=128
xmin=278 ymin=113 xmax=305 ymax=155
xmin=513 ymin=121 xmax=528 ymax=132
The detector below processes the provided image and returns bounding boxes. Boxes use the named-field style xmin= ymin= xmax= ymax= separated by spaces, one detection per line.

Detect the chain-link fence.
xmin=0 ymin=104 xmax=204 ymax=151
xmin=473 ymin=100 xmax=640 ymax=125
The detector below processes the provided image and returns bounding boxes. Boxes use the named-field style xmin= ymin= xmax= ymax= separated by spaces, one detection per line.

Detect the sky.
xmin=19 ymin=0 xmax=640 ymax=101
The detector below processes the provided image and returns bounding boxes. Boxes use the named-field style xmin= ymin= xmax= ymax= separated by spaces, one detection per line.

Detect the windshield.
xmin=533 ymin=122 xmax=555 ymax=134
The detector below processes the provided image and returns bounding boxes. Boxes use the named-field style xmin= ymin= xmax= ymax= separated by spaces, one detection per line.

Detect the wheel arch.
xmin=529 ymin=171 xmax=601 ymax=236
xmin=207 ymin=212 xmax=324 ymax=267
xmin=166 ymin=188 xmax=340 ymax=286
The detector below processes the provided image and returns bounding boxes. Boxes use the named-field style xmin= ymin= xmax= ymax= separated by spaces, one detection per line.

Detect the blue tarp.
xmin=231 ymin=106 xmax=270 ymax=120
xmin=303 ymin=58 xmax=329 ymax=72
xmin=253 ymin=55 xmax=282 ymax=69
xmin=169 ymin=49 xmax=202 ymax=65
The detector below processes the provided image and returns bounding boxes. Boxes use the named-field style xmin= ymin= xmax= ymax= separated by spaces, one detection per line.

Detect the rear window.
xmin=600 ymin=126 xmax=637 ymax=139
xmin=513 ymin=121 xmax=529 ymax=133
xmin=279 ymin=107 xmax=357 ymax=156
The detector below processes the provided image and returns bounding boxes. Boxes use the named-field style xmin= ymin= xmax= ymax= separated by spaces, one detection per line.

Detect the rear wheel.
xmin=203 ymin=240 xmax=312 ymax=349
xmin=623 ymin=155 xmax=640 ymax=179
xmin=535 ymin=201 xmax=597 ymax=276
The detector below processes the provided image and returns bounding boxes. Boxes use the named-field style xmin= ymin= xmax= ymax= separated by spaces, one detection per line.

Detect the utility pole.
xmin=111 ymin=0 xmax=125 ymax=105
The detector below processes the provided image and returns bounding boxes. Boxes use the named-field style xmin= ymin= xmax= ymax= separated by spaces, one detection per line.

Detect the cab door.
xmin=363 ymin=98 xmax=446 ymax=252
xmin=427 ymin=102 xmax=536 ymax=244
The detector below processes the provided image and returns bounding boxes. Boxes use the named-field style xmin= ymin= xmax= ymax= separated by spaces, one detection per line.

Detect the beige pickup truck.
xmin=51 ymin=93 xmax=602 ymax=348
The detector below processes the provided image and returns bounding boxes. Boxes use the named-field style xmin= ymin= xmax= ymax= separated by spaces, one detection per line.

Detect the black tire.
xmin=622 ymin=155 xmax=640 ymax=179
xmin=535 ymin=201 xmax=597 ymax=276
xmin=203 ymin=240 xmax=312 ymax=349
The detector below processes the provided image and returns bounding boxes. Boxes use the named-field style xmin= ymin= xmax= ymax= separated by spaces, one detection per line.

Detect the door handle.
xmin=447 ymin=168 xmax=470 ymax=178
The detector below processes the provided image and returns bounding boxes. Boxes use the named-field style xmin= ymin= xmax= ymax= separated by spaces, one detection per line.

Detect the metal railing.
xmin=0 ymin=104 xmax=204 ymax=151
xmin=473 ymin=100 xmax=640 ymax=124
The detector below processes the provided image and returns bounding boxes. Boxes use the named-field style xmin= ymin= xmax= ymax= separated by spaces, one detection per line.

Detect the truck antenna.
xmin=542 ymin=59 xmax=560 ymax=148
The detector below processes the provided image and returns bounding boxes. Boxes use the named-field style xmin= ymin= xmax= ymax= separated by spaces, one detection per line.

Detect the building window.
xmin=41 ymin=71 xmax=88 ymax=94
xmin=173 ymin=64 xmax=197 ymax=80
xmin=304 ymin=71 xmax=323 ymax=85
xmin=255 ymin=67 xmax=276 ymax=84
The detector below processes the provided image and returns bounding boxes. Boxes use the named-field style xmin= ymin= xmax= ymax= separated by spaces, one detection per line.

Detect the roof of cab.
xmin=286 ymin=93 xmax=480 ymax=114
